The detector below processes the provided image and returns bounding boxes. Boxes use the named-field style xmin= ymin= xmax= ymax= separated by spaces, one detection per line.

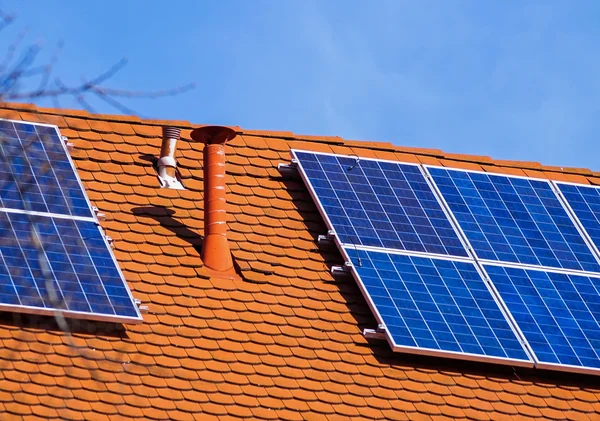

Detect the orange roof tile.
xmin=1 ymin=101 xmax=600 ymax=420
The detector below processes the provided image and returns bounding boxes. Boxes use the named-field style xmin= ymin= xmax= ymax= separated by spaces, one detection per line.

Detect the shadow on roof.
xmin=0 ymin=310 xmax=128 ymax=337
xmin=131 ymin=206 xmax=203 ymax=253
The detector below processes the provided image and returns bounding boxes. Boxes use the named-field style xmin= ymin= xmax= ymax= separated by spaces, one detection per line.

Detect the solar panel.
xmin=427 ymin=166 xmax=600 ymax=273
xmin=348 ymin=248 xmax=532 ymax=365
xmin=0 ymin=119 xmax=141 ymax=323
xmin=556 ymin=182 xmax=600 ymax=258
xmin=292 ymin=150 xmax=468 ymax=257
xmin=485 ymin=264 xmax=600 ymax=374
xmin=0 ymin=120 xmax=93 ymax=218
xmin=0 ymin=213 xmax=140 ymax=320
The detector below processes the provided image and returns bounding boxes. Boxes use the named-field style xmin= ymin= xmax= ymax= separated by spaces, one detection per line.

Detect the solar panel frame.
xmin=290 ymin=149 xmax=472 ymax=259
xmin=424 ymin=164 xmax=600 ymax=274
xmin=341 ymin=246 xmax=534 ymax=367
xmin=0 ymin=118 xmax=97 ymax=219
xmin=483 ymin=261 xmax=600 ymax=376
xmin=0 ymin=119 xmax=142 ymax=324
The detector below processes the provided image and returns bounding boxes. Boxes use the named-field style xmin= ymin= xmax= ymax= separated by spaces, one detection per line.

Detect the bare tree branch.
xmin=0 ymin=7 xmax=194 ymax=115
xmin=0 ymin=5 xmax=196 ymax=407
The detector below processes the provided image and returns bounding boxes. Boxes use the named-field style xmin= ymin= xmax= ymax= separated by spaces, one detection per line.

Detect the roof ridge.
xmin=1 ymin=101 xmax=598 ymax=180
xmin=0 ymin=101 xmax=196 ymax=128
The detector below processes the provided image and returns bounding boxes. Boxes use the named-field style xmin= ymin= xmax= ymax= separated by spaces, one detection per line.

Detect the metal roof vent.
xmin=157 ymin=126 xmax=184 ymax=189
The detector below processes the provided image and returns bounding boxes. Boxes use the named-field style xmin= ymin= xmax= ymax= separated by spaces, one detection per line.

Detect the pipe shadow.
xmin=274 ymin=174 xmax=600 ymax=388
xmin=131 ymin=206 xmax=203 ymax=252
xmin=138 ymin=153 xmax=157 ymax=167
xmin=131 ymin=205 xmax=245 ymax=276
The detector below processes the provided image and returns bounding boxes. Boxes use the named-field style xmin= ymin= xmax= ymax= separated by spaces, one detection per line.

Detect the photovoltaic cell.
xmin=0 ymin=212 xmax=139 ymax=319
xmin=428 ymin=167 xmax=600 ymax=272
xmin=349 ymin=249 xmax=531 ymax=363
xmin=485 ymin=265 xmax=600 ymax=371
xmin=294 ymin=151 xmax=468 ymax=257
xmin=0 ymin=120 xmax=92 ymax=217
xmin=557 ymin=183 xmax=600 ymax=254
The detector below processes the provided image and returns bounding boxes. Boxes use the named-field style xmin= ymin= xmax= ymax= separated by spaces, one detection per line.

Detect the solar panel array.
xmin=293 ymin=149 xmax=600 ymax=375
xmin=0 ymin=120 xmax=141 ymax=324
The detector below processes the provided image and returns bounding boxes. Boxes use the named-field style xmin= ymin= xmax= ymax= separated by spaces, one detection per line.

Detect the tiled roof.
xmin=1 ymin=101 xmax=600 ymax=421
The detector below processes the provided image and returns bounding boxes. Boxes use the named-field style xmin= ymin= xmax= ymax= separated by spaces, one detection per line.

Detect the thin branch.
xmin=91 ymin=87 xmax=141 ymax=116
xmin=92 ymin=82 xmax=196 ymax=99
xmin=74 ymin=92 xmax=96 ymax=114
xmin=0 ymin=43 xmax=42 ymax=96
xmin=6 ymin=57 xmax=127 ymax=99
xmin=0 ymin=28 xmax=27 ymax=73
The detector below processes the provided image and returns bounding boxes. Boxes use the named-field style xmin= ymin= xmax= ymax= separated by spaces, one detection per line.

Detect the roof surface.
xmin=1 ymin=102 xmax=600 ymax=421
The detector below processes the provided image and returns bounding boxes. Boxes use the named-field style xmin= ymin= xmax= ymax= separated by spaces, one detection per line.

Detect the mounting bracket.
xmin=92 ymin=206 xmax=106 ymax=221
xmin=363 ymin=324 xmax=387 ymax=340
xmin=330 ymin=261 xmax=353 ymax=276
xmin=61 ymin=135 xmax=74 ymax=151
xmin=317 ymin=230 xmax=336 ymax=245
xmin=277 ymin=160 xmax=299 ymax=178
xmin=135 ymin=299 xmax=149 ymax=314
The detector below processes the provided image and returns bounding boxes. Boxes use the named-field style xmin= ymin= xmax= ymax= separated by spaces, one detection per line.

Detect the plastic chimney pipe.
xmin=190 ymin=125 xmax=238 ymax=278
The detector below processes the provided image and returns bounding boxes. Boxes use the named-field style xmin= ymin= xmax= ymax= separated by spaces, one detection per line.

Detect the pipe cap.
xmin=191 ymin=126 xmax=237 ymax=145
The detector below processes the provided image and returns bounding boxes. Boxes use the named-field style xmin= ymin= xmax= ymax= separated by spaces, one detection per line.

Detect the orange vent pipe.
xmin=190 ymin=126 xmax=238 ymax=278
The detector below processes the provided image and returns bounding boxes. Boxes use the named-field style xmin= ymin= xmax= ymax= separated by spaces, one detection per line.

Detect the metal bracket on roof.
xmin=330 ymin=261 xmax=353 ymax=276
xmin=92 ymin=206 xmax=106 ymax=221
xmin=277 ymin=160 xmax=299 ymax=179
xmin=61 ymin=135 xmax=74 ymax=151
xmin=105 ymin=236 xmax=114 ymax=248
xmin=363 ymin=324 xmax=386 ymax=340
xmin=135 ymin=299 xmax=149 ymax=314
xmin=317 ymin=230 xmax=336 ymax=245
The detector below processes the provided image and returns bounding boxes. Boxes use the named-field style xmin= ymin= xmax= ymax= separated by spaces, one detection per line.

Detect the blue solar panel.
xmin=293 ymin=150 xmax=468 ymax=257
xmin=427 ymin=166 xmax=600 ymax=272
xmin=0 ymin=120 xmax=92 ymax=217
xmin=557 ymin=182 xmax=600 ymax=255
xmin=0 ymin=212 xmax=140 ymax=320
xmin=486 ymin=264 xmax=600 ymax=373
xmin=349 ymin=249 xmax=532 ymax=364
xmin=0 ymin=119 xmax=141 ymax=323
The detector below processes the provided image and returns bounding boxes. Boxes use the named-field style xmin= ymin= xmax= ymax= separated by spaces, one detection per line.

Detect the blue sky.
xmin=3 ymin=1 xmax=600 ymax=170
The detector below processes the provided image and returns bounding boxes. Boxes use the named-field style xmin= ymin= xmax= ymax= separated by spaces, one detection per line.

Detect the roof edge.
xmin=1 ymin=101 xmax=598 ymax=181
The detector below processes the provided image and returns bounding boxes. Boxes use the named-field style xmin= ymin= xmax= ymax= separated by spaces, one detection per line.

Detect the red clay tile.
xmin=3 ymin=101 xmax=600 ymax=421
xmin=438 ymin=159 xmax=483 ymax=171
